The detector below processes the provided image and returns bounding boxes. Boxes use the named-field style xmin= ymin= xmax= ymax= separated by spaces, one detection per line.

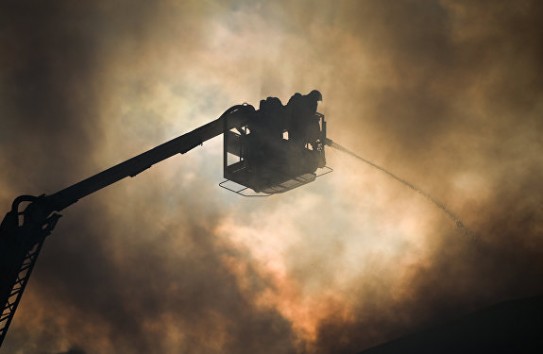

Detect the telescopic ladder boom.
xmin=0 ymin=104 xmax=255 ymax=347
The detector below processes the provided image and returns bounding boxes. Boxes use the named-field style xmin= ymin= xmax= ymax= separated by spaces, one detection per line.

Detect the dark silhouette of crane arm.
xmin=47 ymin=104 xmax=254 ymax=212
xmin=0 ymin=103 xmax=255 ymax=347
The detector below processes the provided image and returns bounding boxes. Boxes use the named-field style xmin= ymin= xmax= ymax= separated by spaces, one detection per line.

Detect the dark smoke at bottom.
xmin=327 ymin=139 xmax=477 ymax=241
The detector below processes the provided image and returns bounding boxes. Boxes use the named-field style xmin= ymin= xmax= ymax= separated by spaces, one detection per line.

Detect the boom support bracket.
xmin=0 ymin=196 xmax=60 ymax=346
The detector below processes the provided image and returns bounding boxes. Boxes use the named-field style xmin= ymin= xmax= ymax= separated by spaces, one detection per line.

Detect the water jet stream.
xmin=326 ymin=139 xmax=476 ymax=241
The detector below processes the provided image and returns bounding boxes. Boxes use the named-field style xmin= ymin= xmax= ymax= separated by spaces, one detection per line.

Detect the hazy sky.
xmin=1 ymin=1 xmax=542 ymax=353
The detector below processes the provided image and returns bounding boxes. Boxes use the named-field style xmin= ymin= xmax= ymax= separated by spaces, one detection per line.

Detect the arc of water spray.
xmin=325 ymin=138 xmax=477 ymax=241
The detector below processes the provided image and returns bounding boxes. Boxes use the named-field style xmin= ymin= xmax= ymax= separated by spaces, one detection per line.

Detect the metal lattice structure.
xmin=0 ymin=239 xmax=45 ymax=346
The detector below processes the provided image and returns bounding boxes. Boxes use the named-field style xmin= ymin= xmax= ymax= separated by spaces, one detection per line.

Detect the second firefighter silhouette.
xmin=223 ymin=90 xmax=327 ymax=194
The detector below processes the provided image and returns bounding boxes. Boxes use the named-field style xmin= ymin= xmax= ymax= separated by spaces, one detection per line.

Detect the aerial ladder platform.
xmin=0 ymin=91 xmax=330 ymax=347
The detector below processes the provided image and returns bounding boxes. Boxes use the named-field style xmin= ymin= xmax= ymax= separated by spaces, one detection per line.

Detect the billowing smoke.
xmin=1 ymin=1 xmax=542 ymax=353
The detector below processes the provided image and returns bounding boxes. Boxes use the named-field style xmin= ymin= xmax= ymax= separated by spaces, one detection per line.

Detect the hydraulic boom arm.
xmin=48 ymin=104 xmax=254 ymax=212
xmin=0 ymin=103 xmax=255 ymax=347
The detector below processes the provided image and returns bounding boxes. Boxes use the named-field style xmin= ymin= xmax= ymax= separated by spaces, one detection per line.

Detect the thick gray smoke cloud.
xmin=1 ymin=1 xmax=542 ymax=353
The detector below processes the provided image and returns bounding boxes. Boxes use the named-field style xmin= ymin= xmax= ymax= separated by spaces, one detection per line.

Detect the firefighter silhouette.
xmin=246 ymin=97 xmax=285 ymax=181
xmin=246 ymin=90 xmax=323 ymax=184
xmin=285 ymin=90 xmax=323 ymax=172
xmin=286 ymin=90 xmax=322 ymax=150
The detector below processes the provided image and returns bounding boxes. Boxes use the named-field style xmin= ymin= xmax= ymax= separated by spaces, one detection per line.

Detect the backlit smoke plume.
xmin=1 ymin=1 xmax=542 ymax=353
